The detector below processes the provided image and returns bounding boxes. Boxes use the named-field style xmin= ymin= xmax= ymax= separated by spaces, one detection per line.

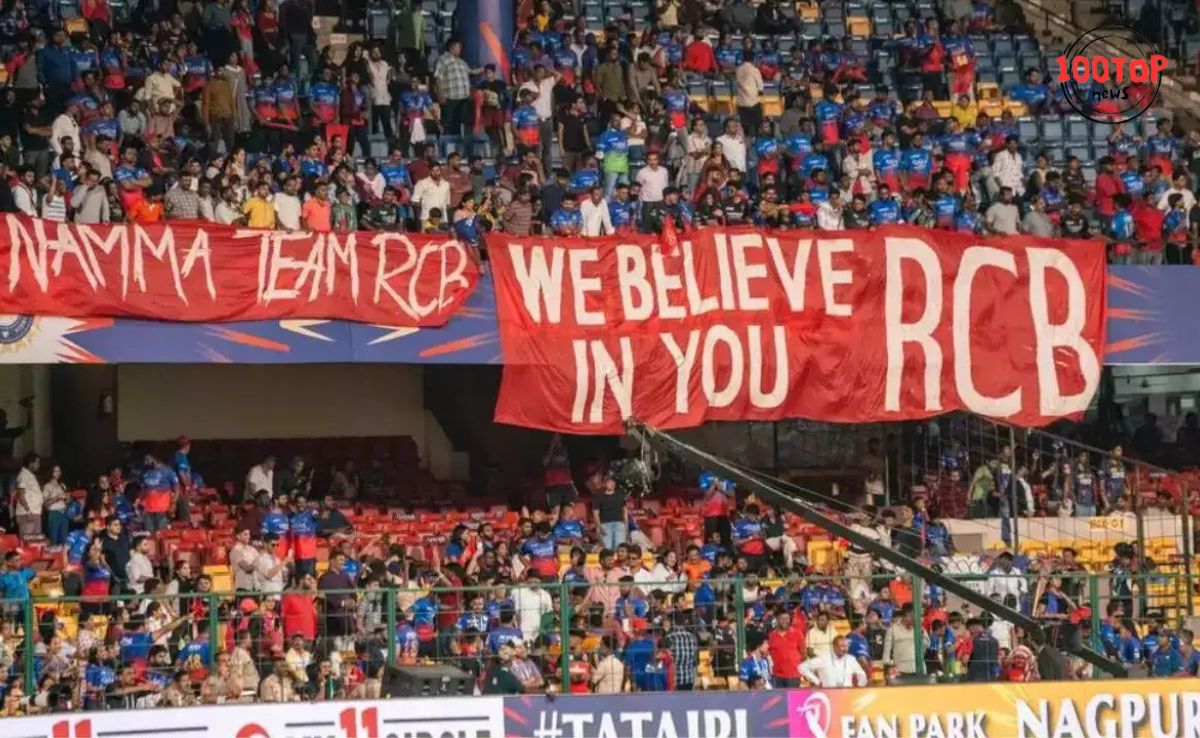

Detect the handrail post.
xmin=23 ymin=597 xmax=35 ymax=693
xmin=386 ymin=586 xmax=397 ymax=666
xmin=558 ymin=580 xmax=570 ymax=692
xmin=207 ymin=593 xmax=218 ymax=666
xmin=734 ymin=576 xmax=747 ymax=664
xmin=1181 ymin=480 xmax=1194 ymax=617
xmin=912 ymin=574 xmax=925 ymax=678
xmin=1088 ymin=574 xmax=1102 ymax=680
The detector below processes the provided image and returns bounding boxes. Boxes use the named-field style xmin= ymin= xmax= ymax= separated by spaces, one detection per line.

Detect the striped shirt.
xmin=434 ymin=53 xmax=472 ymax=101
xmin=41 ymin=194 xmax=68 ymax=222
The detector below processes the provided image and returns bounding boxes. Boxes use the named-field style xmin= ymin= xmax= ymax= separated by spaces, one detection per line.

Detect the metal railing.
xmin=2 ymin=568 xmax=1193 ymax=703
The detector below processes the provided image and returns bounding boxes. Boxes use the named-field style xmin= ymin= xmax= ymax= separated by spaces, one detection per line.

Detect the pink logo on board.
xmin=787 ymin=690 xmax=834 ymax=738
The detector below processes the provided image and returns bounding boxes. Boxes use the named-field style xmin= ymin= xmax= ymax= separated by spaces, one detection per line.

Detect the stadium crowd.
xmin=2 ymin=0 xmax=1200 ymax=717
xmin=0 ymin=0 xmax=1197 ymax=264
xmin=0 ymin=427 xmax=1196 ymax=715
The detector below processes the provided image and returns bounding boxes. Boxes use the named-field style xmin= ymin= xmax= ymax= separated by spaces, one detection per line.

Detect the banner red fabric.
xmin=491 ymin=226 xmax=1107 ymax=433
xmin=0 ymin=215 xmax=478 ymax=325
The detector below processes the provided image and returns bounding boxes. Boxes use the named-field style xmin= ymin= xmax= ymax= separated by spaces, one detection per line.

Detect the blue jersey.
xmin=1119 ymin=170 xmax=1144 ymax=197
xmin=309 ymin=81 xmax=339 ymax=122
xmin=842 ymin=110 xmax=869 ymax=137
xmin=739 ymin=655 xmax=772 ymax=686
xmin=868 ymin=99 xmax=900 ymax=125
xmin=784 ymin=133 xmax=813 ymax=157
xmin=868 ymin=198 xmax=902 ymax=226
xmin=411 ymin=597 xmax=438 ymax=627
xmin=595 ymin=128 xmax=630 ymax=173
xmin=847 ymin=631 xmax=870 ymax=660
xmin=521 ymin=536 xmax=556 ymax=561
xmin=933 ymin=194 xmax=959 ymax=227
xmin=549 ymin=207 xmax=583 ymax=235
xmin=453 ymin=213 xmax=482 ymax=245
xmin=1110 ymin=209 xmax=1136 ymax=240
xmin=399 ymin=89 xmax=434 ymax=121
xmin=900 ymin=148 xmax=933 ymax=178
xmin=941 ymin=132 xmax=977 ymax=155
xmin=800 ymin=153 xmax=829 ymax=179
xmin=609 ymin=200 xmax=636 ymax=230
xmin=955 ymin=209 xmax=982 ymax=233
xmin=1008 ymin=83 xmax=1048 ymax=108
xmin=569 ymin=168 xmax=601 ymax=193
xmin=299 ymin=157 xmax=326 ymax=179
xmin=808 ymin=185 xmax=830 ymax=205
xmin=1118 ymin=636 xmax=1141 ymax=664
xmin=512 ymin=105 xmax=540 ymax=144
xmin=699 ymin=543 xmax=723 ymax=564
xmin=290 ymin=510 xmax=317 ymax=537
xmin=86 ymin=664 xmax=116 ymax=688
xmin=873 ymin=149 xmax=901 ymax=179
xmin=1145 ymin=134 xmax=1177 ymax=158
xmin=119 ymin=631 xmax=153 ymax=663
xmin=486 ymin=625 xmax=524 ymax=653
xmin=262 ymin=511 xmax=290 ymax=537
xmin=552 ymin=518 xmax=585 ymax=540
xmin=66 ymin=530 xmax=92 ymax=566
xmin=141 ymin=466 xmax=176 ymax=492
xmin=84 ymin=117 xmax=119 ymax=141
xmin=456 ymin=611 xmax=490 ymax=633
xmin=1109 ymin=134 xmax=1139 ymax=159
xmin=1074 ymin=467 xmax=1098 ymax=507
xmin=178 ymin=640 xmax=211 ymax=667
xmin=114 ymin=165 xmax=148 ymax=185
xmin=755 ymin=137 xmax=780 ymax=158
xmin=1164 ymin=209 xmax=1189 ymax=239
xmin=379 ymin=162 xmax=411 ymax=190
xmin=1042 ymin=185 xmax=1065 ymax=213
xmin=69 ymin=47 xmax=99 ymax=73
xmin=715 ymin=46 xmax=743 ymax=70
xmin=732 ymin=517 xmax=765 ymax=555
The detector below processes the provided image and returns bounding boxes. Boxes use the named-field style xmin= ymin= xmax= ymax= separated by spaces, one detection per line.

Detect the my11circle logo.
xmin=1055 ymin=24 xmax=1167 ymax=123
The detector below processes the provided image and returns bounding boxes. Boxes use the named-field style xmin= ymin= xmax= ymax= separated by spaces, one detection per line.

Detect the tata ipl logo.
xmin=1055 ymin=24 xmax=1167 ymax=123
xmin=787 ymin=691 xmax=834 ymax=738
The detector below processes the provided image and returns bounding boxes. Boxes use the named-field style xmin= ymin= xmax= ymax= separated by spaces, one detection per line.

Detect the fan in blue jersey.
xmin=309 ymin=67 xmax=340 ymax=126
xmin=549 ymin=193 xmax=583 ymax=236
xmin=868 ymin=185 xmax=902 ymax=226
xmin=1006 ymin=68 xmax=1050 ymax=114
xmin=715 ymin=36 xmax=743 ymax=72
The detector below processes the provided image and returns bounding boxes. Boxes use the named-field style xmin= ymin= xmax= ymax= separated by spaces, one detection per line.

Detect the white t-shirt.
xmin=716 ymin=134 xmax=747 ymax=173
xmin=229 ymin=543 xmax=259 ymax=591
xmin=636 ymin=165 xmax=669 ymax=203
xmin=520 ymin=76 xmax=556 ymax=121
xmin=246 ymin=463 xmax=274 ymax=497
xmin=272 ymin=193 xmax=302 ymax=231
xmin=15 ymin=468 xmax=42 ymax=515
xmin=256 ymin=553 xmax=285 ymax=593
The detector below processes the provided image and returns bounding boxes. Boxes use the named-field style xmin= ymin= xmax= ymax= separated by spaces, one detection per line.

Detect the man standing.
xmin=72 ymin=168 xmax=110 ymax=223
xmin=666 ymin=611 xmax=699 ymax=690
xmin=140 ymin=454 xmax=179 ymax=533
xmin=965 ymin=618 xmax=1000 ymax=682
xmin=229 ymin=528 xmax=259 ymax=593
xmin=272 ymin=177 xmax=302 ymax=232
xmin=799 ymin=635 xmax=868 ymax=687
xmin=882 ymin=604 xmax=919 ymax=681
xmin=768 ymin=609 xmax=807 ymax=687
xmin=434 ymin=40 xmax=473 ymax=141
xmin=735 ymin=54 xmax=764 ymax=136
xmin=12 ymin=452 xmax=41 ymax=539
xmin=411 ymin=162 xmax=451 ymax=222
xmin=580 ymin=186 xmax=615 ymax=236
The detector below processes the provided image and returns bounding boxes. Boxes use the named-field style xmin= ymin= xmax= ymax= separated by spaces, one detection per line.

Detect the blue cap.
xmin=698 ymin=471 xmax=716 ymax=490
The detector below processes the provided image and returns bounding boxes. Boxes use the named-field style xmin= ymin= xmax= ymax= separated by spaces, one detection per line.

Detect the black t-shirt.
xmin=559 ymin=114 xmax=588 ymax=154
xmin=481 ymin=665 xmax=524 ymax=694
xmin=594 ymin=490 xmax=626 ymax=524
xmin=20 ymin=109 xmax=51 ymax=152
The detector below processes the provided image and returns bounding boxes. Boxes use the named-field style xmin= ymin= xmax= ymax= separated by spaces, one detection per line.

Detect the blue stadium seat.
xmin=872 ymin=17 xmax=893 ymax=37
xmin=825 ymin=19 xmax=847 ymax=38
xmin=1065 ymin=116 xmax=1089 ymax=144
xmin=999 ymin=69 xmax=1020 ymax=89
xmin=1014 ymin=35 xmax=1039 ymax=54
xmin=1066 ymin=144 xmax=1092 ymax=163
xmin=893 ymin=5 xmax=911 ymax=22
xmin=850 ymin=38 xmax=868 ymax=56
xmin=1040 ymin=116 xmax=1064 ymax=146
xmin=1090 ymin=121 xmax=1111 ymax=143
xmin=801 ymin=20 xmax=822 ymax=38
xmin=1082 ymin=164 xmax=1097 ymax=185
xmin=1017 ymin=117 xmax=1039 ymax=144
xmin=1046 ymin=146 xmax=1067 ymax=166
xmin=916 ymin=0 xmax=936 ymax=18
xmin=367 ymin=7 xmax=390 ymax=38
xmin=779 ymin=36 xmax=797 ymax=53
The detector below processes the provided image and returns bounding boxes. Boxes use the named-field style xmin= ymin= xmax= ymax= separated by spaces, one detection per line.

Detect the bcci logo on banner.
xmin=1056 ymin=24 xmax=1167 ymax=123
xmin=0 ymin=314 xmax=35 ymax=350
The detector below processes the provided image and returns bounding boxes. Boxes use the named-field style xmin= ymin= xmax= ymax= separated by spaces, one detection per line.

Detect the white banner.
xmin=4 ymin=696 xmax=504 ymax=738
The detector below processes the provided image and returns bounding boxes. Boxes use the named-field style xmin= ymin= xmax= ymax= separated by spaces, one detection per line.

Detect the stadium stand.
xmin=1 ymin=0 xmax=1200 ymax=719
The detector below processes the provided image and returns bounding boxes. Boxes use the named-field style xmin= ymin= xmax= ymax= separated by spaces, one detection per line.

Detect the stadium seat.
xmin=1065 ymin=116 xmax=1090 ymax=144
xmin=1040 ymin=116 xmax=1064 ymax=146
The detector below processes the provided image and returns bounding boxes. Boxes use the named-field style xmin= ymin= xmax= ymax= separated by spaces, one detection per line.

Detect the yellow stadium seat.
xmin=710 ymin=96 xmax=735 ymax=114
xmin=59 ymin=614 xmax=79 ymax=641
xmin=762 ymin=96 xmax=784 ymax=117
xmin=834 ymin=619 xmax=851 ymax=637
xmin=798 ymin=3 xmax=819 ymax=21
xmin=1003 ymin=101 xmax=1029 ymax=117
xmin=690 ymin=95 xmax=712 ymax=113
xmin=933 ymin=100 xmax=953 ymax=118
xmin=976 ymin=82 xmax=1001 ymax=100
xmin=847 ymin=17 xmax=871 ymax=37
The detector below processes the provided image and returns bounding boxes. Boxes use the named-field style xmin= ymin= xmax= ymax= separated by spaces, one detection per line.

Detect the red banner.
xmin=491 ymin=227 xmax=1107 ymax=433
xmin=0 ymin=215 xmax=478 ymax=325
